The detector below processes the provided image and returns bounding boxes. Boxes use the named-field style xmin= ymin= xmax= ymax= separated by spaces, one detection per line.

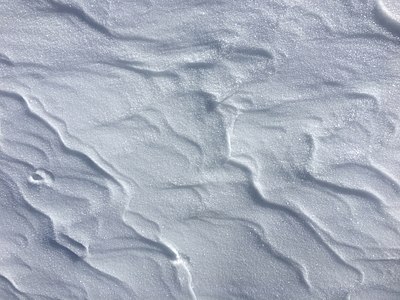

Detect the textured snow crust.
xmin=0 ymin=0 xmax=400 ymax=299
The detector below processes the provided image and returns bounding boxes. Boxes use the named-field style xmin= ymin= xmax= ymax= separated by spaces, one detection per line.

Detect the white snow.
xmin=0 ymin=0 xmax=399 ymax=299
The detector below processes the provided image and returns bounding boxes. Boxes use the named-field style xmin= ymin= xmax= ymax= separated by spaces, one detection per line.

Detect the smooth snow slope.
xmin=0 ymin=0 xmax=400 ymax=299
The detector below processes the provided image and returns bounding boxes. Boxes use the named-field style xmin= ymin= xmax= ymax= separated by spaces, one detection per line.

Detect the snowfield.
xmin=0 ymin=0 xmax=400 ymax=299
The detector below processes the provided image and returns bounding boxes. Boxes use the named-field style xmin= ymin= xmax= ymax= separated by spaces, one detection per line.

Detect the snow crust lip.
xmin=0 ymin=0 xmax=400 ymax=299
xmin=375 ymin=0 xmax=400 ymax=36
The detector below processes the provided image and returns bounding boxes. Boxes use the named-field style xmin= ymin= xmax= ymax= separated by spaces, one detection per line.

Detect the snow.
xmin=0 ymin=0 xmax=399 ymax=299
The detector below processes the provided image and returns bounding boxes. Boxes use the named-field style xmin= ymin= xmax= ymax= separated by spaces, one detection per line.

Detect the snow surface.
xmin=0 ymin=0 xmax=400 ymax=299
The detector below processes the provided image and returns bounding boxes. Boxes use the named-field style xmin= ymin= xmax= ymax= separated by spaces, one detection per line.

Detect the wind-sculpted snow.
xmin=0 ymin=0 xmax=399 ymax=299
